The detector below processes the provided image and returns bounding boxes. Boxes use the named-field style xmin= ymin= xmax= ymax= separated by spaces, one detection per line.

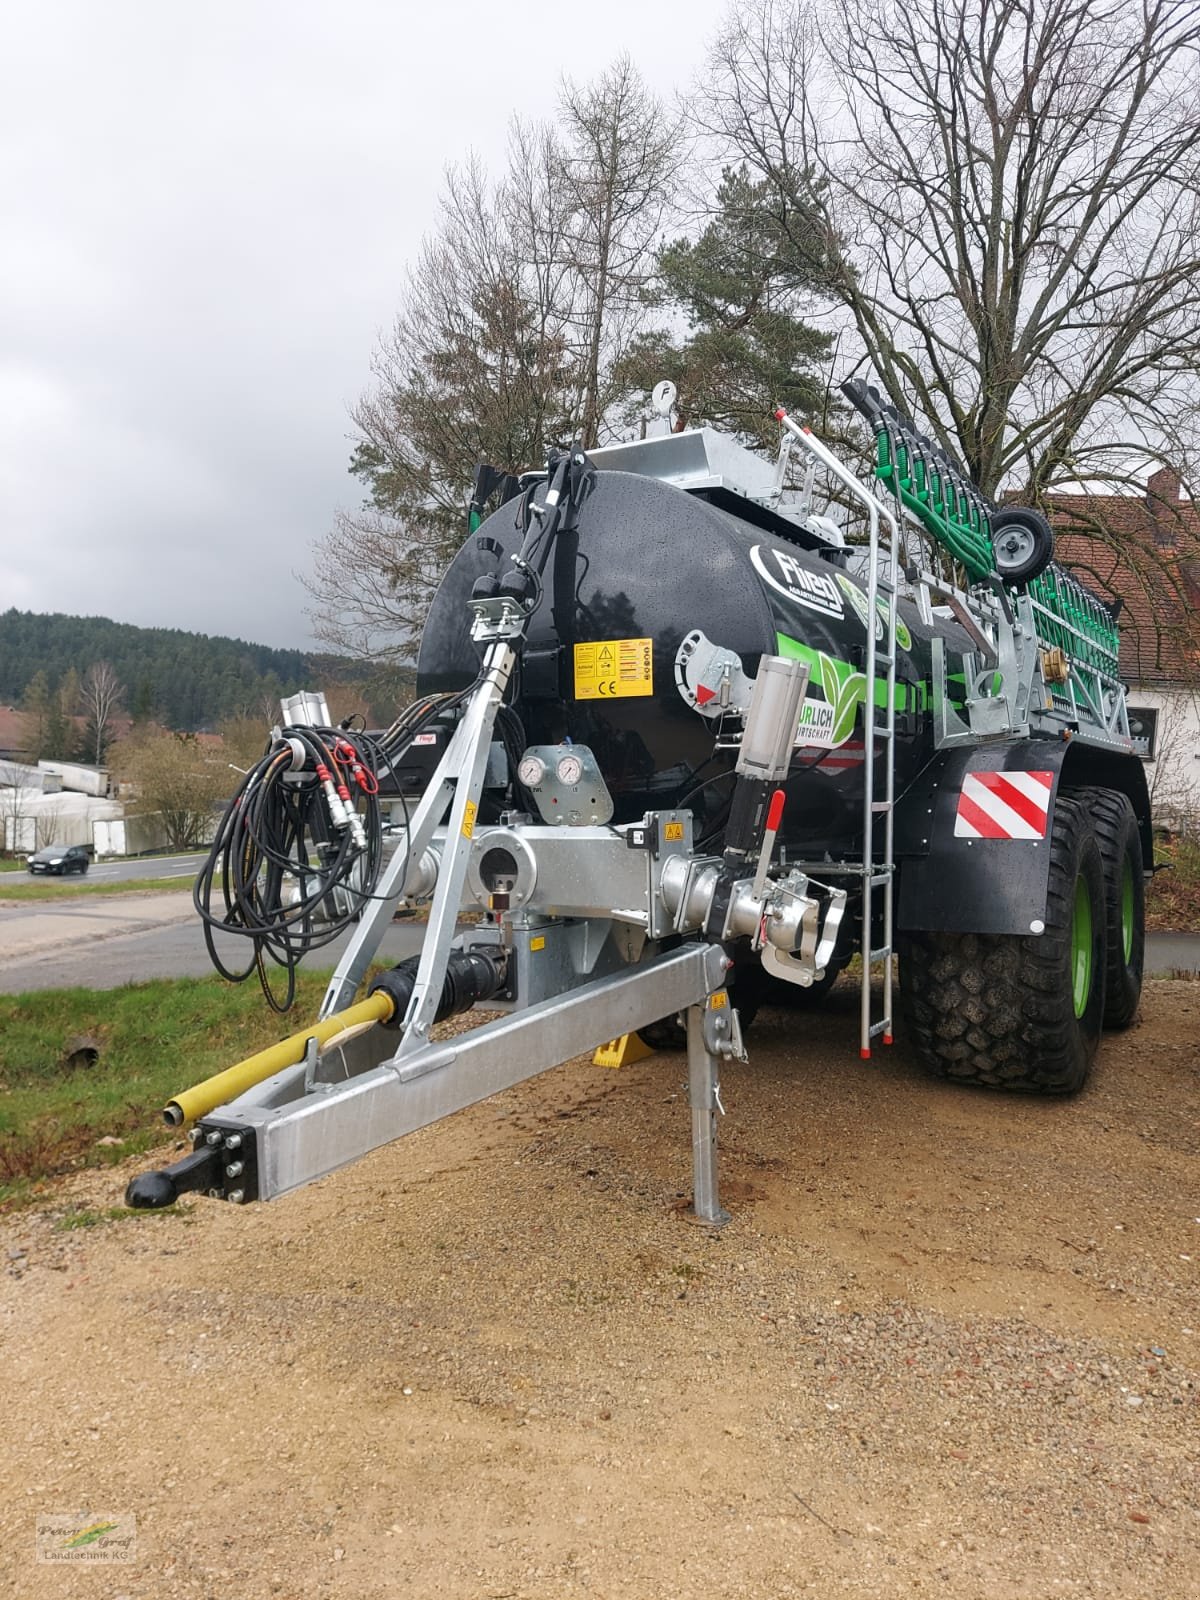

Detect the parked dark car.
xmin=27 ymin=844 xmax=90 ymax=876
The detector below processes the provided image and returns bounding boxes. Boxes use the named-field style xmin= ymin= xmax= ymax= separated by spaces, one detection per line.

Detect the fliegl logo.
xmin=750 ymin=545 xmax=844 ymax=620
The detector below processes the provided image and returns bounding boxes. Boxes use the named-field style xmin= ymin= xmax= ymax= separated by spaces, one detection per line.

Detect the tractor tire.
xmin=636 ymin=1014 xmax=688 ymax=1051
xmin=1070 ymin=787 xmax=1144 ymax=1029
xmin=897 ymin=795 xmax=1106 ymax=1093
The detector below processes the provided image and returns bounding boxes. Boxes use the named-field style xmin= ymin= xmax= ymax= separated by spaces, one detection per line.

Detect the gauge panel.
xmin=515 ymin=744 xmax=614 ymax=827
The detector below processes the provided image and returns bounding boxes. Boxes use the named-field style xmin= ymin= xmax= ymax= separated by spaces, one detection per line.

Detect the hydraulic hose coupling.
xmin=315 ymin=762 xmax=353 ymax=833
xmin=367 ymin=947 xmax=510 ymax=1031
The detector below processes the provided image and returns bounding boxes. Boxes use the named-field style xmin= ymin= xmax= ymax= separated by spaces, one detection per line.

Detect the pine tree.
xmin=617 ymin=166 xmax=835 ymax=452
xmin=132 ymin=677 xmax=157 ymax=724
xmin=19 ymin=671 xmax=53 ymax=762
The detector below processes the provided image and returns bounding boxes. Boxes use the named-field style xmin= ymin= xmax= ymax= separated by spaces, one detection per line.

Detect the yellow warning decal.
xmin=709 ymin=990 xmax=728 ymax=1010
xmin=573 ymin=637 xmax=653 ymax=700
xmin=529 ymin=935 xmax=546 ymax=952
xmin=462 ymin=799 xmax=477 ymax=839
xmin=663 ymin=821 xmax=685 ymax=842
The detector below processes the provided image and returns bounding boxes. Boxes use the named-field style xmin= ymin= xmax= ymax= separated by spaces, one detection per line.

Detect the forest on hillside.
xmin=0 ymin=609 xmax=354 ymax=732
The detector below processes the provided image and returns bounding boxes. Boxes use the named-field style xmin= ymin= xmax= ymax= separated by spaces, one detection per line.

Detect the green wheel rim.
xmin=1071 ymin=875 xmax=1093 ymax=1018
xmin=1121 ymin=857 xmax=1134 ymax=964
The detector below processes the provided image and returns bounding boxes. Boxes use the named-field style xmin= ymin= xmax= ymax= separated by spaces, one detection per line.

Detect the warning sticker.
xmin=954 ymin=770 xmax=1053 ymax=840
xmin=573 ymin=638 xmax=653 ymax=700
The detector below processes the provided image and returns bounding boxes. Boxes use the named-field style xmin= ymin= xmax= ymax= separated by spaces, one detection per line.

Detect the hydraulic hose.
xmin=163 ymin=947 xmax=509 ymax=1126
xmin=194 ymin=722 xmax=388 ymax=1011
xmin=163 ymin=991 xmax=395 ymax=1127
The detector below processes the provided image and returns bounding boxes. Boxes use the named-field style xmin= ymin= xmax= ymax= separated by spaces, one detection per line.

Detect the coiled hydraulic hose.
xmin=194 ymin=723 xmax=387 ymax=1012
xmin=193 ymin=682 xmax=495 ymax=1013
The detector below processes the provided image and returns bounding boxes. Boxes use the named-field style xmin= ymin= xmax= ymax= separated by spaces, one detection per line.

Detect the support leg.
xmin=686 ymin=1003 xmax=731 ymax=1227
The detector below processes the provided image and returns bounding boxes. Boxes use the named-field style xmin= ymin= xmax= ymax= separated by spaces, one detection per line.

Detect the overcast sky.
xmin=1 ymin=0 xmax=729 ymax=651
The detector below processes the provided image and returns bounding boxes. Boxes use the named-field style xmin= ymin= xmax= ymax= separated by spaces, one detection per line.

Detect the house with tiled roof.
xmin=1049 ymin=466 xmax=1200 ymax=826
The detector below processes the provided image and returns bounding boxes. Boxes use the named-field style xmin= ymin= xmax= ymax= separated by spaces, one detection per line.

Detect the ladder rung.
xmin=870 ymin=800 xmax=891 ymax=812
xmin=873 ymin=653 xmax=895 ymax=667
xmin=868 ymin=871 xmax=892 ymax=887
xmin=877 ymin=577 xmax=896 ymax=595
xmin=869 ymin=945 xmax=892 ymax=961
xmin=869 ymin=1019 xmax=892 ymax=1038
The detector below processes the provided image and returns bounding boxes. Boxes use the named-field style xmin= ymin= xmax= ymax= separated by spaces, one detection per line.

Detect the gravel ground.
xmin=1 ymin=979 xmax=1197 ymax=1598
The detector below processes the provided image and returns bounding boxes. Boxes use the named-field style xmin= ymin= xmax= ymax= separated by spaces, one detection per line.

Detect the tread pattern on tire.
xmin=1068 ymin=785 xmax=1144 ymax=1030
xmin=898 ymin=796 xmax=1105 ymax=1093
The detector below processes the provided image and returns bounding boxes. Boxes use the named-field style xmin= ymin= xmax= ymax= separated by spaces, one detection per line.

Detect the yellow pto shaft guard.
xmin=162 ymin=991 xmax=395 ymax=1128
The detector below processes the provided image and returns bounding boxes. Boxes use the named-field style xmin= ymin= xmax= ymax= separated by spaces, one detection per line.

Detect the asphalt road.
xmin=12 ymin=851 xmax=209 ymax=885
xmin=0 ymin=880 xmax=1194 ymax=993
xmin=0 ymin=893 xmax=434 ymax=993
xmin=81 ymin=851 xmax=209 ymax=883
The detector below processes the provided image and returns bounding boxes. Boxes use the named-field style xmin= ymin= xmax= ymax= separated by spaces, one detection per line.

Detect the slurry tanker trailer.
xmin=128 ymin=378 xmax=1149 ymax=1224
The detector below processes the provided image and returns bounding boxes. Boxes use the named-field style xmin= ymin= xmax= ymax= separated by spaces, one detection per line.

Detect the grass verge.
xmin=0 ymin=970 xmax=331 ymax=1210
xmin=1146 ymin=832 xmax=1200 ymax=932
xmin=0 ymin=875 xmax=213 ymax=904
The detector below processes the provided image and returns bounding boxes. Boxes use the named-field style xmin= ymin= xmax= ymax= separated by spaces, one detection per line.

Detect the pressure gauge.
xmin=555 ymin=753 xmax=584 ymax=786
xmin=517 ymin=754 xmax=547 ymax=787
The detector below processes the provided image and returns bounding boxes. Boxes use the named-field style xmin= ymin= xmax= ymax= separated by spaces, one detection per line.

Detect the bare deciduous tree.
xmin=115 ymin=731 xmax=228 ymax=850
xmin=305 ymin=139 xmax=580 ymax=666
xmin=34 ymin=799 xmax=64 ymax=851
xmin=700 ymin=0 xmax=1200 ymax=509
xmin=306 ymin=58 xmax=679 ymax=664
xmin=80 ymin=660 xmax=122 ymax=767
xmin=558 ymin=56 xmax=682 ymax=446
xmin=1145 ymin=692 xmax=1200 ymax=829
xmin=0 ymin=763 xmax=33 ymax=855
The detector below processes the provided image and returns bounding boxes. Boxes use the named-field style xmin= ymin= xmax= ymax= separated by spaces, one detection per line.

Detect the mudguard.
xmin=895 ymin=739 xmax=1151 ymax=936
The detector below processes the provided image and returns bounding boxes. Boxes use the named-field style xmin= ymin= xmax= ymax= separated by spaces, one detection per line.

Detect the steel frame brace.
xmin=210 ymin=943 xmax=732 ymax=1220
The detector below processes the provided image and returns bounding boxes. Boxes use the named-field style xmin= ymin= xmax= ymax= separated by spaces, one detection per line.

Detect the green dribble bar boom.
xmin=845 ymin=382 xmax=1121 ymax=675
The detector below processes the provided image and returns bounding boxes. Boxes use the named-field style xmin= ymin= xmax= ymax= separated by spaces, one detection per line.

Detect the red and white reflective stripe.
xmin=820 ymin=740 xmax=865 ymax=771
xmin=954 ymin=770 xmax=1054 ymax=840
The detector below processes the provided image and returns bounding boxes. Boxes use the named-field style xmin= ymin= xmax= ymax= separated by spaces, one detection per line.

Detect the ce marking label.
xmin=573 ymin=637 xmax=654 ymax=700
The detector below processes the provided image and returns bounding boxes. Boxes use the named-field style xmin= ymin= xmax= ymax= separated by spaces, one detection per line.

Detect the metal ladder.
xmin=775 ymin=412 xmax=901 ymax=1057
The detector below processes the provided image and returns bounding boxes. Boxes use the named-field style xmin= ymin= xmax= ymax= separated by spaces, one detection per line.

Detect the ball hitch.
xmin=125 ymin=1145 xmax=220 ymax=1210
xmin=126 ymin=1126 xmax=258 ymax=1209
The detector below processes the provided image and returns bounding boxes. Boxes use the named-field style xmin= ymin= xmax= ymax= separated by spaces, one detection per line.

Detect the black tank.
xmin=417 ymin=471 xmax=972 ymax=852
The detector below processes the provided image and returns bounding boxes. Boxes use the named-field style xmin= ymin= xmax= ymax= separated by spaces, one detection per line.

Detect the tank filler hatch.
xmin=585 ymin=427 xmax=841 ymax=553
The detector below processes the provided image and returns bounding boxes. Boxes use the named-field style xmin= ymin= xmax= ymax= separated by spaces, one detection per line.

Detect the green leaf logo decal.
xmin=832 ymin=670 xmax=866 ymax=742
xmin=810 ymin=650 xmax=866 ymax=746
